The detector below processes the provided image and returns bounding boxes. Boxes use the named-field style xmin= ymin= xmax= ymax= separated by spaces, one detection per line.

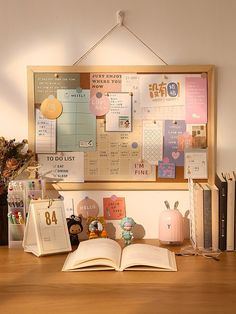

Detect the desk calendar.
xmin=23 ymin=199 xmax=71 ymax=256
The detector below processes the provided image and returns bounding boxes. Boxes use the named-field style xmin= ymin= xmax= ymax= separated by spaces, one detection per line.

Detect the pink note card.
xmin=103 ymin=196 xmax=126 ymax=220
xmin=185 ymin=77 xmax=207 ymax=124
xmin=89 ymin=93 xmax=110 ymax=116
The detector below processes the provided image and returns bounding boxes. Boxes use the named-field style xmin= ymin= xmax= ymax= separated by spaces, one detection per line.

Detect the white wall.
xmin=0 ymin=0 xmax=235 ymax=237
xmin=57 ymin=190 xmax=190 ymax=239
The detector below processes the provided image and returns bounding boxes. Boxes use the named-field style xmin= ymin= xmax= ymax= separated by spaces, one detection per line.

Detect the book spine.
xmin=194 ymin=185 xmax=204 ymax=249
xmin=211 ymin=186 xmax=219 ymax=251
xmin=215 ymin=175 xmax=227 ymax=251
xmin=234 ymin=172 xmax=236 ymax=251
xmin=203 ymin=186 xmax=212 ymax=249
xmin=226 ymin=177 xmax=235 ymax=251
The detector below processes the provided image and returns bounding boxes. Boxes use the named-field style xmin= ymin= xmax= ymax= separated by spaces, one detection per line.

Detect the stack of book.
xmin=192 ymin=171 xmax=236 ymax=251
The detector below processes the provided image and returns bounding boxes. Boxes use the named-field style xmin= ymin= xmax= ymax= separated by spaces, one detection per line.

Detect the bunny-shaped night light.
xmin=159 ymin=201 xmax=184 ymax=244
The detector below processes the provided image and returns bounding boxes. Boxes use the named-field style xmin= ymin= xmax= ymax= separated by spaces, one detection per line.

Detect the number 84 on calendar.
xmin=44 ymin=210 xmax=58 ymax=225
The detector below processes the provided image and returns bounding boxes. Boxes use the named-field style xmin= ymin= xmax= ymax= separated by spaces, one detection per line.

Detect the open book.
xmin=62 ymin=238 xmax=177 ymax=272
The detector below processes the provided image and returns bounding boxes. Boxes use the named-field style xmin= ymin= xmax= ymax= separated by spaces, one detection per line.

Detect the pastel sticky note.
xmin=40 ymin=96 xmax=63 ymax=119
xmin=89 ymin=93 xmax=110 ymax=116
xmin=103 ymin=197 xmax=126 ymax=220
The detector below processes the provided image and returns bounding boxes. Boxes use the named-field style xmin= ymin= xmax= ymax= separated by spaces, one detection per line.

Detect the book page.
xmin=23 ymin=208 xmax=39 ymax=255
xmin=120 ymin=243 xmax=177 ymax=271
xmin=62 ymin=238 xmax=122 ymax=271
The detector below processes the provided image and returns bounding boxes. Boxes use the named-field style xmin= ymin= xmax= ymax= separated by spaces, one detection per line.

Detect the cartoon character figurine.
xmin=120 ymin=217 xmax=136 ymax=245
xmin=67 ymin=215 xmax=83 ymax=246
xmin=87 ymin=216 xmax=108 ymax=239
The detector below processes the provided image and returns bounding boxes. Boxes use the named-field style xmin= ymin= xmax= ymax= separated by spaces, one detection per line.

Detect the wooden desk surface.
xmin=0 ymin=241 xmax=236 ymax=314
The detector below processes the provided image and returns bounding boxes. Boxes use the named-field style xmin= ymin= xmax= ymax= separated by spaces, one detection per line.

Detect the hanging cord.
xmin=73 ymin=23 xmax=120 ymax=66
xmin=123 ymin=24 xmax=168 ymax=65
xmin=73 ymin=11 xmax=168 ymax=66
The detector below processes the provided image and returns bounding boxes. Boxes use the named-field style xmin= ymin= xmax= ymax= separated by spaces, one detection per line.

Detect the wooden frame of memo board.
xmin=27 ymin=65 xmax=215 ymax=191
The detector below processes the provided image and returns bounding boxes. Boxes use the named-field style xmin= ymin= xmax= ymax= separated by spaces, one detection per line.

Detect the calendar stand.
xmin=23 ymin=199 xmax=71 ymax=256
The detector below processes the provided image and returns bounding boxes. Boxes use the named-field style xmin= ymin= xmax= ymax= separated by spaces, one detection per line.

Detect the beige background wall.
xmin=0 ymin=0 xmax=235 ymax=237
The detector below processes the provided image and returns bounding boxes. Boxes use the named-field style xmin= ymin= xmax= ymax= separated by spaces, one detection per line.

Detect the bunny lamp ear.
xmin=164 ymin=200 xmax=170 ymax=210
xmin=174 ymin=201 xmax=179 ymax=210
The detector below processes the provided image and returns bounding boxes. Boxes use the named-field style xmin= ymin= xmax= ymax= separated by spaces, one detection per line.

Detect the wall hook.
xmin=116 ymin=10 xmax=124 ymax=26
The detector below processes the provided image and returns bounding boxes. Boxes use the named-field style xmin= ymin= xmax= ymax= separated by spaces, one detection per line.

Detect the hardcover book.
xmin=200 ymin=183 xmax=212 ymax=249
xmin=233 ymin=171 xmax=236 ymax=250
xmin=193 ymin=183 xmax=204 ymax=249
xmin=225 ymin=172 xmax=235 ymax=251
xmin=215 ymin=173 xmax=227 ymax=251
xmin=210 ymin=184 xmax=219 ymax=251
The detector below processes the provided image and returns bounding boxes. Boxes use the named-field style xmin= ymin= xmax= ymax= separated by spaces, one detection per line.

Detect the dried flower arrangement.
xmin=0 ymin=137 xmax=34 ymax=195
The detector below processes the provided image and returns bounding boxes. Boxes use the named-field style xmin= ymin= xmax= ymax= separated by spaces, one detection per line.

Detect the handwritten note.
xmin=35 ymin=109 xmax=56 ymax=153
xmin=105 ymin=92 xmax=132 ymax=132
xmin=184 ymin=149 xmax=208 ymax=179
xmin=122 ymin=74 xmax=141 ymax=119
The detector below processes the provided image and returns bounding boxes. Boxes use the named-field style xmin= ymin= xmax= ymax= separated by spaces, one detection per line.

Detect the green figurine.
xmin=120 ymin=217 xmax=136 ymax=245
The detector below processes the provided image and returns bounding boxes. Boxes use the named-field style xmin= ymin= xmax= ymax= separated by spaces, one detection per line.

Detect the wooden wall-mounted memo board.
xmin=27 ymin=65 xmax=215 ymax=191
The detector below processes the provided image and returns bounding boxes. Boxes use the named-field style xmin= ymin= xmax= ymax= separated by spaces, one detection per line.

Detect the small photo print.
xmin=119 ymin=116 xmax=130 ymax=129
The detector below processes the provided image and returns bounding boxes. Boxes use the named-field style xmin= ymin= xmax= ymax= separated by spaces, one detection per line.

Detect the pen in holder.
xmin=159 ymin=201 xmax=184 ymax=245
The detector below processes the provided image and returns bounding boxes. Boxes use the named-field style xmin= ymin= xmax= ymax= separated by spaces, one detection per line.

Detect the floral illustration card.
xmin=158 ymin=158 xmax=176 ymax=178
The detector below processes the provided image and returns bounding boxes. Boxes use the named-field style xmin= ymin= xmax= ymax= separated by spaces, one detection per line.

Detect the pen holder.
xmin=0 ymin=192 xmax=8 ymax=245
xmin=159 ymin=208 xmax=184 ymax=244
